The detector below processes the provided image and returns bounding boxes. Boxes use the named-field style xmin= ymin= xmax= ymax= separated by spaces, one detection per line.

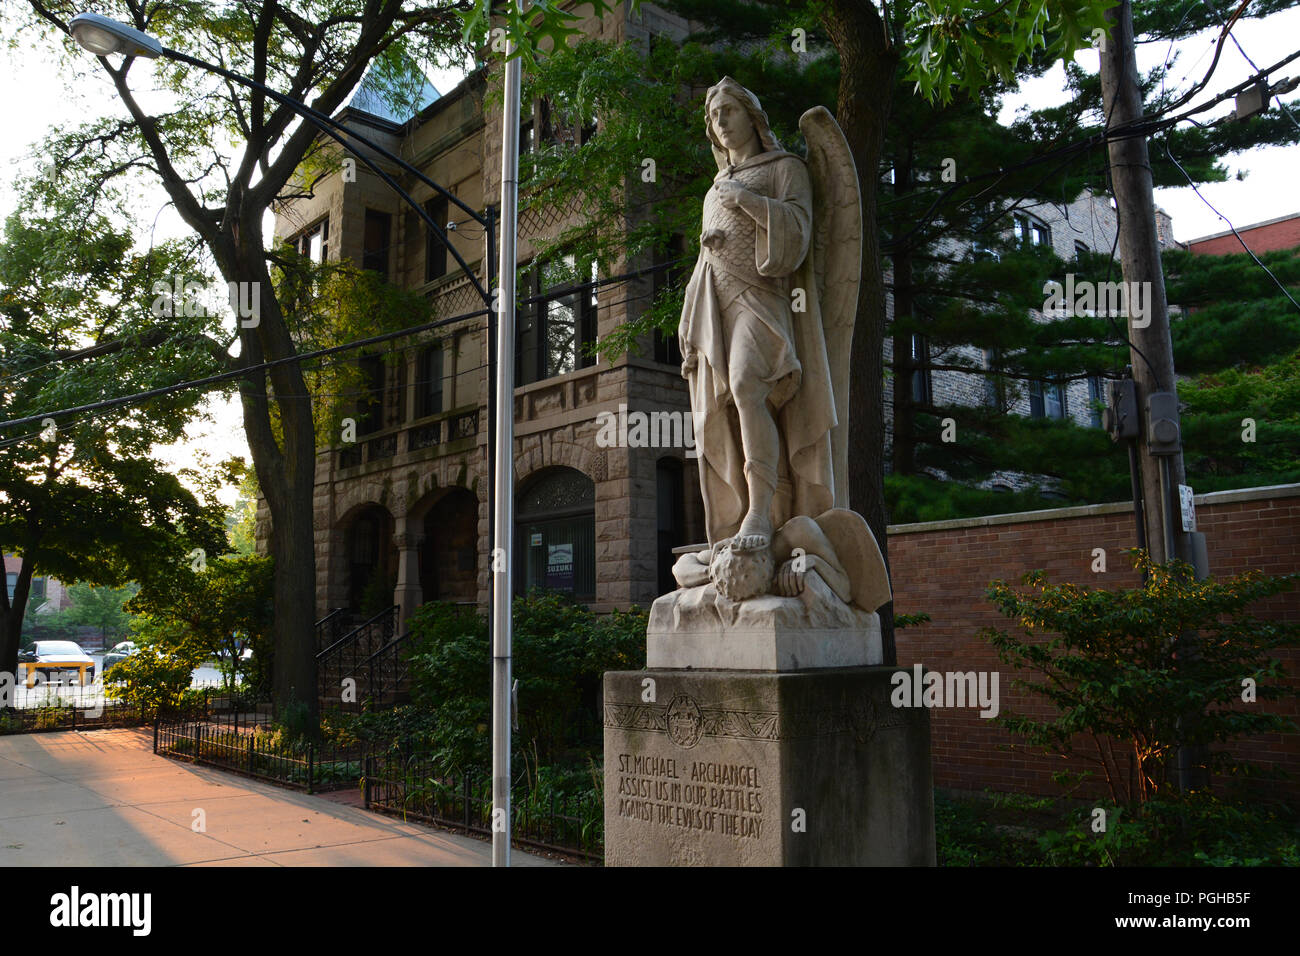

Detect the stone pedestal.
xmin=646 ymin=573 xmax=884 ymax=670
xmin=604 ymin=666 xmax=935 ymax=866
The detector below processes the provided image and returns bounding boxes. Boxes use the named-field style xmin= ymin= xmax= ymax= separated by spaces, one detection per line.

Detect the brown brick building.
xmin=1187 ymin=210 xmax=1300 ymax=256
xmin=269 ymin=4 xmax=707 ymax=625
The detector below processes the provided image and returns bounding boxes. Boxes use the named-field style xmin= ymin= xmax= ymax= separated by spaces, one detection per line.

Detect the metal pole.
xmin=492 ymin=17 xmax=522 ymax=868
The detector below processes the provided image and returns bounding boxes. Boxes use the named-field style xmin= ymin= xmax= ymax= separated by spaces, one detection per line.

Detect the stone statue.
xmin=652 ymin=78 xmax=890 ymax=667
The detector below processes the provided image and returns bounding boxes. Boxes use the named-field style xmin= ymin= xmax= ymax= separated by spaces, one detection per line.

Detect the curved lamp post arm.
xmin=69 ymin=11 xmax=492 ymax=306
xmin=161 ymin=49 xmax=491 ymax=305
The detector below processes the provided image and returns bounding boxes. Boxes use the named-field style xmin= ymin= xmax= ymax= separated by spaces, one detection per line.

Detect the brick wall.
xmin=888 ymin=484 xmax=1300 ymax=799
xmin=1189 ymin=213 xmax=1300 ymax=256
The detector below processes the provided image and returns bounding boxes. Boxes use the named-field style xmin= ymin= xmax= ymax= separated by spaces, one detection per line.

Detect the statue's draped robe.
xmin=679 ymin=150 xmax=837 ymax=546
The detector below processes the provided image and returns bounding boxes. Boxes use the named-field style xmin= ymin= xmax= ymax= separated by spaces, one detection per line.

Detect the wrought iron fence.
xmin=153 ymin=693 xmax=365 ymax=794
xmin=150 ymin=686 xmax=603 ymax=860
xmin=0 ymin=699 xmax=146 ymax=735
xmin=363 ymin=750 xmax=602 ymax=863
xmin=154 ymin=719 xmax=365 ymax=793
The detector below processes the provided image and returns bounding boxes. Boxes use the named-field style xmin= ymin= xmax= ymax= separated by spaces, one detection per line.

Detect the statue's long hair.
xmin=704 ymin=77 xmax=782 ymax=171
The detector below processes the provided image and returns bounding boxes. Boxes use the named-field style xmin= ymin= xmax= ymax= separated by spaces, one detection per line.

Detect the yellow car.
xmin=21 ymin=640 xmax=96 ymax=687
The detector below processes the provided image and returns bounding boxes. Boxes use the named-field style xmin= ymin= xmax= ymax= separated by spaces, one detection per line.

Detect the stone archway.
xmin=515 ymin=467 xmax=596 ymax=601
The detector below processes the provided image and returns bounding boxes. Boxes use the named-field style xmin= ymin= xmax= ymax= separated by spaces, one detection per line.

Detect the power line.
xmin=1198 ymin=0 xmax=1300 ymax=133
xmin=879 ymin=44 xmax=1300 ymax=242
xmin=0 ymin=258 xmax=685 ymax=435
xmin=1162 ymin=131 xmax=1300 ymax=313
xmin=0 ymin=304 xmax=488 ymax=434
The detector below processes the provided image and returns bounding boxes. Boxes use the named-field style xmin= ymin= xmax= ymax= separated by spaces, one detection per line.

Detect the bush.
xmin=935 ymin=789 xmax=1299 ymax=866
xmin=105 ymin=644 xmax=203 ymax=719
xmin=127 ymin=554 xmax=273 ymax=697
xmin=403 ymin=593 xmax=647 ymax=774
xmin=980 ymin=550 xmax=1300 ymax=805
xmin=1036 ymin=794 xmax=1299 ymax=867
xmin=934 ymin=792 xmax=1045 ymax=867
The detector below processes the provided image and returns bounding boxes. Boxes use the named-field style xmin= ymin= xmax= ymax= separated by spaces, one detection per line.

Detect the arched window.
xmin=516 ymin=468 xmax=595 ymax=599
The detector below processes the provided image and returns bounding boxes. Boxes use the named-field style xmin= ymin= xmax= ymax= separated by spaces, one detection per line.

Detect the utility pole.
xmin=1099 ymin=0 xmax=1193 ymax=568
xmin=1099 ymin=0 xmax=1207 ymax=790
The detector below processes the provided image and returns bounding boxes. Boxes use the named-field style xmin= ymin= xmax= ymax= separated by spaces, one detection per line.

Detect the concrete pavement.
xmin=0 ymin=728 xmax=560 ymax=866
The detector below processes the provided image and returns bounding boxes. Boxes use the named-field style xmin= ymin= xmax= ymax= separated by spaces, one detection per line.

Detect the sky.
xmin=1000 ymin=5 xmax=1300 ymax=241
xmin=0 ymin=8 xmax=1296 ymax=503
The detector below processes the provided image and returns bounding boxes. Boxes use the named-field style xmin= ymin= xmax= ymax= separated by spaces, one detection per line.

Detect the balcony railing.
xmin=336 ymin=409 xmax=479 ymax=470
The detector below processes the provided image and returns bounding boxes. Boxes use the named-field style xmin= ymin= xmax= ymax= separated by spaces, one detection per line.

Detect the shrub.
xmin=105 ymin=644 xmax=203 ymax=719
xmin=1036 ymin=794 xmax=1299 ymax=867
xmin=980 ymin=550 xmax=1300 ymax=805
xmin=404 ymin=593 xmax=647 ymax=773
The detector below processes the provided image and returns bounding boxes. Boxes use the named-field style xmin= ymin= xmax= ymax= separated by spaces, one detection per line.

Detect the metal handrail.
xmin=315 ymin=605 xmax=397 ymax=661
xmin=314 ymin=607 xmax=348 ymax=647
xmin=360 ymin=631 xmax=410 ymax=667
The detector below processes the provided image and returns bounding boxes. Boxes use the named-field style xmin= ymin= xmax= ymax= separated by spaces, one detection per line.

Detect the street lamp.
xmin=67 ymin=11 xmax=522 ymax=865
xmin=68 ymin=13 xmax=161 ymax=59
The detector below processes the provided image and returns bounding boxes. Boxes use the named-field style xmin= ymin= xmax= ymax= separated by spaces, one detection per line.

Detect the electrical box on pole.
xmin=1103 ymin=378 xmax=1140 ymax=441
xmin=1145 ymin=391 xmax=1182 ymax=455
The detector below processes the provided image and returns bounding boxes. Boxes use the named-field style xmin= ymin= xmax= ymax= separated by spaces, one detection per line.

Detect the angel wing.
xmin=799 ymin=106 xmax=862 ymax=510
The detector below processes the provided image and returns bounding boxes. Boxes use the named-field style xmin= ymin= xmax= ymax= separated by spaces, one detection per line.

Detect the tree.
xmin=11 ymin=0 xmax=605 ymax=726
xmin=0 ymin=183 xmax=229 ymax=693
xmin=129 ymin=553 xmax=275 ymax=698
xmin=517 ymin=0 xmax=1116 ymax=658
xmin=46 ymin=581 xmax=140 ymax=643
xmin=1167 ymin=247 xmax=1300 ymax=490
xmin=878 ymin=0 xmax=1300 ymax=520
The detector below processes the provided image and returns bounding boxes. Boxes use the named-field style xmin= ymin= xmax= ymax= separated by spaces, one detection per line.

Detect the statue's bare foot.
xmin=732 ymin=512 xmax=772 ymax=552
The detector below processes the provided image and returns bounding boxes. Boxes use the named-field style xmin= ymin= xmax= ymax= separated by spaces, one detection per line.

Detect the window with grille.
xmin=1029 ymin=379 xmax=1066 ymax=419
xmin=910 ymin=334 xmax=932 ymax=406
xmin=424 ymin=196 xmax=449 ymax=282
xmin=1014 ymin=214 xmax=1050 ymax=248
xmin=653 ymin=236 xmax=686 ymax=366
xmin=297 ymin=218 xmax=329 ymax=262
xmin=417 ymin=345 xmax=444 ymax=418
xmin=357 ymin=355 xmax=386 ymax=435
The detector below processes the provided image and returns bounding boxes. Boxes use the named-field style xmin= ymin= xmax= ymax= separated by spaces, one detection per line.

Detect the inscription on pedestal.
xmin=613 ymin=752 xmax=765 ymax=841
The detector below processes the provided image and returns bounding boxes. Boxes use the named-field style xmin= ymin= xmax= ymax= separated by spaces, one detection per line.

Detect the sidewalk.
xmin=0 ymin=727 xmax=561 ymax=866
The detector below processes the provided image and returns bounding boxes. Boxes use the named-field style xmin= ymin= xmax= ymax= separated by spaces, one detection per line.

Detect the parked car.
xmin=23 ymin=640 xmax=95 ymax=686
xmin=101 ymin=640 xmax=139 ymax=677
